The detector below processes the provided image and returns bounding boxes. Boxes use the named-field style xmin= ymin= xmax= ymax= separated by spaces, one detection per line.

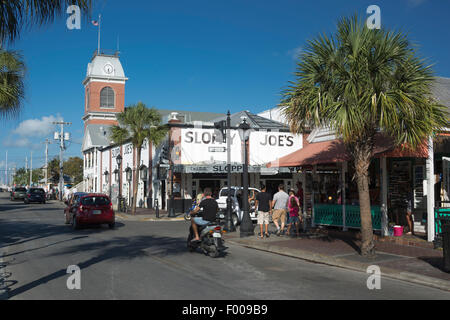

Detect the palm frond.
xmin=281 ymin=15 xmax=448 ymax=150
xmin=0 ymin=0 xmax=92 ymax=44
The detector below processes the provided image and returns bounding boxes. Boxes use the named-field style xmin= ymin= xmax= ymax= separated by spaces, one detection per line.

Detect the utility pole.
xmin=5 ymin=151 xmax=7 ymax=187
xmin=29 ymin=152 xmax=33 ymax=187
xmin=25 ymin=156 xmax=28 ymax=186
xmin=44 ymin=139 xmax=51 ymax=190
xmin=53 ymin=121 xmax=71 ymax=201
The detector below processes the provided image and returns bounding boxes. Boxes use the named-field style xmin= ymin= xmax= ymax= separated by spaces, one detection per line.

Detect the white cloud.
xmin=287 ymin=46 xmax=303 ymax=60
xmin=12 ymin=115 xmax=63 ymax=138
xmin=3 ymin=136 xmax=33 ymax=148
xmin=408 ymin=0 xmax=426 ymax=7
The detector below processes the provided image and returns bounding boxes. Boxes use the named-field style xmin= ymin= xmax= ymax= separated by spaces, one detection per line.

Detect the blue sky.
xmin=1 ymin=0 xmax=450 ymax=178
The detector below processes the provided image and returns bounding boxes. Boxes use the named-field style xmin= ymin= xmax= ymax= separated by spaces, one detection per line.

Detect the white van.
xmin=216 ymin=186 xmax=261 ymax=227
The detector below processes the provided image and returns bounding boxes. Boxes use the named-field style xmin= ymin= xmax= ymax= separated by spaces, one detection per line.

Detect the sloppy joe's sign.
xmin=249 ymin=131 xmax=302 ymax=165
xmin=180 ymin=128 xmax=302 ymax=165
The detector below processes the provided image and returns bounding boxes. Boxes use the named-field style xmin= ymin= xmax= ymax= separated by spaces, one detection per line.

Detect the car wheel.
xmin=232 ymin=213 xmax=239 ymax=227
xmin=72 ymin=216 xmax=79 ymax=230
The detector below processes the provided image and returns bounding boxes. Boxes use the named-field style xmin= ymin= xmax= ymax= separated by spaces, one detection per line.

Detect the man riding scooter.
xmin=190 ymin=188 xmax=218 ymax=242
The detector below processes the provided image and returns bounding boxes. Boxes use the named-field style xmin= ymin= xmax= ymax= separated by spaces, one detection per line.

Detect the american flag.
xmin=92 ymin=20 xmax=99 ymax=26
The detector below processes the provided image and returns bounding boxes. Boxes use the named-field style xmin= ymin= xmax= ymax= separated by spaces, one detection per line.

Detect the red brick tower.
xmin=82 ymin=51 xmax=128 ymax=129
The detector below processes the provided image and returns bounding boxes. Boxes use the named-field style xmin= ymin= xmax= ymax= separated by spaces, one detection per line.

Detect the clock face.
xmin=104 ymin=63 xmax=114 ymax=74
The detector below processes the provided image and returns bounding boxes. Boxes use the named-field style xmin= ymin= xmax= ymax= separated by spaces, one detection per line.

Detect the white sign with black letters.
xmin=180 ymin=128 xmax=241 ymax=164
xmin=180 ymin=128 xmax=302 ymax=166
xmin=249 ymin=131 xmax=302 ymax=165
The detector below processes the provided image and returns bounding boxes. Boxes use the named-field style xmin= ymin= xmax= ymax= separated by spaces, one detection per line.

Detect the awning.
xmin=267 ymin=134 xmax=428 ymax=168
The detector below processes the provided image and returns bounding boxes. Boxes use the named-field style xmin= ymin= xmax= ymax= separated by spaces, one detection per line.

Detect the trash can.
xmin=440 ymin=217 xmax=450 ymax=273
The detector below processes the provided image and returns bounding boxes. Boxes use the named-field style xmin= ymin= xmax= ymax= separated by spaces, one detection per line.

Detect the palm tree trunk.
xmin=354 ymin=144 xmax=375 ymax=257
xmin=132 ymin=147 xmax=141 ymax=215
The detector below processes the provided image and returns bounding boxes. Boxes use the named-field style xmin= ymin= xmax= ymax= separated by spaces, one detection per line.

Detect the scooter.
xmin=187 ymin=213 xmax=227 ymax=258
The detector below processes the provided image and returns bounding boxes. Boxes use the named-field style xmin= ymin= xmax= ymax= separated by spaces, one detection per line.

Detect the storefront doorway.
xmin=199 ymin=180 xmax=222 ymax=198
xmin=263 ymin=180 xmax=284 ymax=196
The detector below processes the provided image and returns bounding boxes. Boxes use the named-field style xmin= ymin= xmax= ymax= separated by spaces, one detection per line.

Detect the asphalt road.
xmin=0 ymin=193 xmax=449 ymax=300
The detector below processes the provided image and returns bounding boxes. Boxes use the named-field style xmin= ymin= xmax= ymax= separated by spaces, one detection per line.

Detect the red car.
xmin=69 ymin=194 xmax=115 ymax=230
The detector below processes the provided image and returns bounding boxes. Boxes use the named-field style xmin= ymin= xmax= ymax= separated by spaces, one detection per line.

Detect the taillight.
xmin=79 ymin=206 xmax=84 ymax=212
xmin=214 ymin=226 xmax=221 ymax=231
xmin=28 ymin=194 xmax=31 ymax=198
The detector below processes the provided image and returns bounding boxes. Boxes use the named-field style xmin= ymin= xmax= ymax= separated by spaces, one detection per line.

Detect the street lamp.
xmin=140 ymin=164 xmax=148 ymax=208
xmin=125 ymin=166 xmax=132 ymax=209
xmin=116 ymin=154 xmax=122 ymax=212
xmin=215 ymin=111 xmax=235 ymax=232
xmin=238 ymin=117 xmax=254 ymax=238
xmin=104 ymin=170 xmax=110 ymax=198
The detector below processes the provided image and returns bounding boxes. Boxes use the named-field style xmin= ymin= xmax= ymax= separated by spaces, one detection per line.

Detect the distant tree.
xmin=64 ymin=157 xmax=83 ymax=185
xmin=13 ymin=167 xmax=42 ymax=186
xmin=110 ymin=102 xmax=168 ymax=214
xmin=48 ymin=157 xmax=60 ymax=183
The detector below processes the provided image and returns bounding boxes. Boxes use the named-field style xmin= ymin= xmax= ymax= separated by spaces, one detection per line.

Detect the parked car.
xmin=64 ymin=192 xmax=88 ymax=224
xmin=10 ymin=187 xmax=27 ymax=201
xmin=216 ymin=186 xmax=261 ymax=227
xmin=24 ymin=188 xmax=46 ymax=204
xmin=69 ymin=194 xmax=115 ymax=230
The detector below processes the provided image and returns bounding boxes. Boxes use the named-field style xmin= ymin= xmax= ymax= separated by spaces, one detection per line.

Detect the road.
xmin=0 ymin=192 xmax=449 ymax=300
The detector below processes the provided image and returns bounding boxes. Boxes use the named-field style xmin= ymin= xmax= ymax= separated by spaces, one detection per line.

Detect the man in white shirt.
xmin=271 ymin=184 xmax=289 ymax=236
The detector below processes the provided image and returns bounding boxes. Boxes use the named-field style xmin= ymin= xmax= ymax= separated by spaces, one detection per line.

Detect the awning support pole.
xmin=311 ymin=165 xmax=317 ymax=228
xmin=381 ymin=157 xmax=388 ymax=236
xmin=342 ymin=161 xmax=347 ymax=231
xmin=427 ymin=136 xmax=435 ymax=242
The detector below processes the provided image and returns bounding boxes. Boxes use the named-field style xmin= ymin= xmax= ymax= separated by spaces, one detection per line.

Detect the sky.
xmin=1 ymin=0 xmax=450 ymax=182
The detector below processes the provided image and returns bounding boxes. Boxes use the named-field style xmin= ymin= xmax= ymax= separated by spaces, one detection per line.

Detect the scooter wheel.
xmin=187 ymin=235 xmax=195 ymax=252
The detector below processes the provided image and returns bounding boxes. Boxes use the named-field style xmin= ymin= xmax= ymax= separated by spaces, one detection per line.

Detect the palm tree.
xmin=0 ymin=0 xmax=91 ymax=118
xmin=282 ymin=16 xmax=448 ymax=256
xmin=0 ymin=0 xmax=91 ymax=44
xmin=0 ymin=49 xmax=25 ymax=118
xmin=110 ymin=103 xmax=168 ymax=215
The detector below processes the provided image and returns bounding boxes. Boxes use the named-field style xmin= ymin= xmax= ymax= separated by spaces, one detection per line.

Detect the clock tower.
xmin=82 ymin=51 xmax=128 ymax=129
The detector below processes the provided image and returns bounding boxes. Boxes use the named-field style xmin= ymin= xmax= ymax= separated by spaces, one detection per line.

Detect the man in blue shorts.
xmin=190 ymin=188 xmax=218 ymax=241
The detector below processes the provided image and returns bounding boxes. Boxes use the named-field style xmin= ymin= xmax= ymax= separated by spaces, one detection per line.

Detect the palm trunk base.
xmin=360 ymin=238 xmax=376 ymax=257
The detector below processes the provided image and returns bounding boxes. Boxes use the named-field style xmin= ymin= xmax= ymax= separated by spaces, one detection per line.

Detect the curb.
xmin=0 ymin=253 xmax=8 ymax=300
xmin=115 ymin=213 xmax=185 ymax=222
xmin=227 ymin=238 xmax=450 ymax=292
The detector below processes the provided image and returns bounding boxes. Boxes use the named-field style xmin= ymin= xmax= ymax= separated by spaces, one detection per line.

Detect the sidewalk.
xmin=224 ymin=228 xmax=450 ymax=292
xmin=115 ymin=207 xmax=185 ymax=221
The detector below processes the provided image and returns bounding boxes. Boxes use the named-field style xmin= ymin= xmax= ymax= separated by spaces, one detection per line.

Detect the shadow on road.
xmin=6 ymin=234 xmax=187 ymax=298
xmin=0 ymin=217 xmax=124 ymax=250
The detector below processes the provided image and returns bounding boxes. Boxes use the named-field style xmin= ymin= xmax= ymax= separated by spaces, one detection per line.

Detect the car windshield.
xmin=219 ymin=189 xmax=236 ymax=197
xmin=15 ymin=188 xmax=27 ymax=192
xmin=81 ymin=196 xmax=110 ymax=206
xmin=30 ymin=189 xmax=45 ymax=194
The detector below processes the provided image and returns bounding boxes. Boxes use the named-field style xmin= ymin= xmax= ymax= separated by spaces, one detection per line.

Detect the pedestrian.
xmin=288 ymin=189 xmax=300 ymax=207
xmin=255 ymin=184 xmax=272 ymax=239
xmin=405 ymin=190 xmax=414 ymax=235
xmin=286 ymin=196 xmax=301 ymax=237
xmin=296 ymin=181 xmax=304 ymax=207
xmin=195 ymin=188 xmax=204 ymax=207
xmin=271 ymin=184 xmax=289 ymax=236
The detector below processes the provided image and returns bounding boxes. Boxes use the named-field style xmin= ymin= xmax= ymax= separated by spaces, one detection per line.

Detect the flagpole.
xmin=98 ymin=14 xmax=101 ymax=54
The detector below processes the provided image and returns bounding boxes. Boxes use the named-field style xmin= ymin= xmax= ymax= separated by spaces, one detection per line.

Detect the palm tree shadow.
xmin=6 ymin=235 xmax=187 ymax=298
